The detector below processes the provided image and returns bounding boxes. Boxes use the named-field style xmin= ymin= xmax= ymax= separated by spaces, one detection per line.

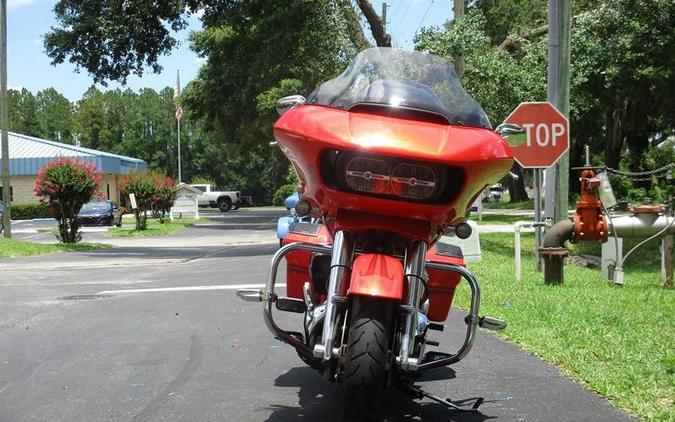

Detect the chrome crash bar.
xmin=262 ymin=241 xmax=332 ymax=359
xmin=417 ymin=262 xmax=481 ymax=371
xmin=240 ymin=238 xmax=483 ymax=371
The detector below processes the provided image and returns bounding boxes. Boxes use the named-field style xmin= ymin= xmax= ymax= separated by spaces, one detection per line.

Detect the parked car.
xmin=190 ymin=184 xmax=241 ymax=212
xmin=485 ymin=184 xmax=504 ymax=203
xmin=77 ymin=200 xmax=122 ymax=227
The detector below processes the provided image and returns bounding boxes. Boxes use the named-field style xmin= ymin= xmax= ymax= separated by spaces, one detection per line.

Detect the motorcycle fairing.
xmin=274 ymin=105 xmax=513 ymax=232
xmin=348 ymin=254 xmax=405 ymax=300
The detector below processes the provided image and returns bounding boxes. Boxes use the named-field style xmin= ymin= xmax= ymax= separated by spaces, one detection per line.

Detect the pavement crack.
xmin=132 ymin=333 xmax=203 ymax=421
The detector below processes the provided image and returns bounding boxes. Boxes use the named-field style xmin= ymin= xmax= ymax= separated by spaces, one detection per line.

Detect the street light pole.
xmin=1 ymin=0 xmax=11 ymax=238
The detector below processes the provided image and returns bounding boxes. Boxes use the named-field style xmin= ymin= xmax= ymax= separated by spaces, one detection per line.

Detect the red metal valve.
xmin=571 ymin=168 xmax=608 ymax=243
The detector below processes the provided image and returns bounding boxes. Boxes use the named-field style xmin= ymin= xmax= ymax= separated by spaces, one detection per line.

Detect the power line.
xmin=415 ymin=0 xmax=436 ymax=36
xmin=392 ymin=0 xmax=413 ymax=34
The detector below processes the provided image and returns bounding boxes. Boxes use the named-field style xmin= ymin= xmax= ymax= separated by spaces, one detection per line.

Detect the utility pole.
xmin=381 ymin=2 xmax=388 ymax=40
xmin=544 ymin=0 xmax=571 ymax=223
xmin=1 ymin=0 xmax=10 ymax=238
xmin=453 ymin=0 xmax=465 ymax=79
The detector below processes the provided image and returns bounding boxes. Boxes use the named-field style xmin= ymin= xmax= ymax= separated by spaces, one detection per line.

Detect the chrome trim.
xmin=417 ymin=262 xmax=481 ymax=370
xmin=397 ymin=240 xmax=428 ymax=371
xmin=314 ymin=231 xmax=353 ymax=361
xmin=263 ymin=242 xmax=332 ymax=358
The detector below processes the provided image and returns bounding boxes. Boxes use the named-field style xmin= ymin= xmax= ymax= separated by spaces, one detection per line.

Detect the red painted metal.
xmin=283 ymin=225 xmax=333 ymax=299
xmin=274 ymin=105 xmax=513 ymax=238
xmin=572 ymin=168 xmax=608 ymax=243
xmin=425 ymin=245 xmax=465 ymax=321
xmin=274 ymin=104 xmax=513 ymax=322
xmin=349 ymin=254 xmax=405 ymax=300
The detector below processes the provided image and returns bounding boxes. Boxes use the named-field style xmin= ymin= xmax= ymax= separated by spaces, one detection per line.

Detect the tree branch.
xmin=354 ymin=0 xmax=391 ymax=47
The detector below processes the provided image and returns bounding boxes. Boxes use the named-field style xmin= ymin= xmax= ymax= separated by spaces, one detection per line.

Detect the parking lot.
xmin=0 ymin=210 xmax=634 ymax=421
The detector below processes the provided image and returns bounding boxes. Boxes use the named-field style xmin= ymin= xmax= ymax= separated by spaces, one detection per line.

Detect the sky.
xmin=6 ymin=0 xmax=454 ymax=101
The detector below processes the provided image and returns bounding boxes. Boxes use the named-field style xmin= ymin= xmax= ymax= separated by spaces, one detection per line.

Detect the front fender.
xmin=348 ymin=254 xmax=404 ymax=300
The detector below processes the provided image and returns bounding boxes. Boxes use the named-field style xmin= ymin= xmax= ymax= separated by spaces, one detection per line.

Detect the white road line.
xmin=98 ymin=283 xmax=286 ymax=295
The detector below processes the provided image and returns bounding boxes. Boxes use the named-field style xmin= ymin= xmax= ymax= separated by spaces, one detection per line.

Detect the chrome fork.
xmin=313 ymin=230 xmax=353 ymax=361
xmin=398 ymin=240 xmax=428 ymax=371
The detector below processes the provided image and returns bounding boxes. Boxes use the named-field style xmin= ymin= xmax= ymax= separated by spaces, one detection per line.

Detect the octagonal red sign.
xmin=504 ymin=102 xmax=569 ymax=168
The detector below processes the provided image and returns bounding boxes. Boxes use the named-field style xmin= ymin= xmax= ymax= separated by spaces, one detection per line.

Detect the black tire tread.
xmin=342 ymin=297 xmax=392 ymax=418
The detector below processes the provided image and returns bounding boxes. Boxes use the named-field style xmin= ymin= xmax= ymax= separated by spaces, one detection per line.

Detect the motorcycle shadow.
xmin=262 ymin=366 xmax=497 ymax=422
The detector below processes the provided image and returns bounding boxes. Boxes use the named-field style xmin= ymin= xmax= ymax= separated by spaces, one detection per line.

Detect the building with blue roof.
xmin=0 ymin=132 xmax=147 ymax=204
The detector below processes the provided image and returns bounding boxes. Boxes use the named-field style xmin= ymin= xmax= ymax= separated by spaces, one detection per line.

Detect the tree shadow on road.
xmin=262 ymin=366 xmax=497 ymax=422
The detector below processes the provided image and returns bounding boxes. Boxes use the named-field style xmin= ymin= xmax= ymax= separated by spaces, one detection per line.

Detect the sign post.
xmin=505 ymin=102 xmax=569 ymax=271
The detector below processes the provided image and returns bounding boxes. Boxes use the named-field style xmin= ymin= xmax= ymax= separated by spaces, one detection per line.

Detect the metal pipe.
xmin=541 ymin=219 xmax=574 ymax=285
xmin=543 ymin=219 xmax=574 ymax=247
xmin=610 ymin=215 xmax=675 ymax=238
xmin=263 ymin=242 xmax=332 ymax=358
xmin=314 ymin=231 xmax=353 ymax=361
xmin=418 ymin=262 xmax=480 ymax=370
xmin=398 ymin=240 xmax=428 ymax=371
xmin=514 ymin=221 xmax=549 ymax=281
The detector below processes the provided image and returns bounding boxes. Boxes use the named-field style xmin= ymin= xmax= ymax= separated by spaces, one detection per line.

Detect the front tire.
xmin=218 ymin=198 xmax=232 ymax=212
xmin=342 ymin=296 xmax=393 ymax=418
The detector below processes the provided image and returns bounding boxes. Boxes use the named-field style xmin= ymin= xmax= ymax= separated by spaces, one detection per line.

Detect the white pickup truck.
xmin=190 ymin=184 xmax=241 ymax=212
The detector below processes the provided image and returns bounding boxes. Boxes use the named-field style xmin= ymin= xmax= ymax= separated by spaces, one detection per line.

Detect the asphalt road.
xmin=0 ymin=210 xmax=634 ymax=421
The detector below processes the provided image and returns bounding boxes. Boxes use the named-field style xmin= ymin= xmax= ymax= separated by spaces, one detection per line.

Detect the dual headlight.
xmin=320 ymin=150 xmax=461 ymax=203
xmin=344 ymin=156 xmax=438 ymax=200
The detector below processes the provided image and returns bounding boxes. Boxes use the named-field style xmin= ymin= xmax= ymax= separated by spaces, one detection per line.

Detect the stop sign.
xmin=504 ymin=102 xmax=569 ymax=168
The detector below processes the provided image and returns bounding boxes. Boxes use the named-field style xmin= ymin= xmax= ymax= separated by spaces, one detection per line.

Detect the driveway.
xmin=0 ymin=209 xmax=634 ymax=421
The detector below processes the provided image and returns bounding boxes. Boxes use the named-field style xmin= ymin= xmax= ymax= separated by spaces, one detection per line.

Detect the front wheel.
xmin=342 ymin=296 xmax=393 ymax=418
xmin=218 ymin=198 xmax=231 ymax=212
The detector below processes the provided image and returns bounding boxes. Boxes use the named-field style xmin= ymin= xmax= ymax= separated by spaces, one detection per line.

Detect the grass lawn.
xmin=453 ymin=232 xmax=674 ymax=421
xmin=469 ymin=213 xmax=532 ymax=225
xmin=107 ymin=216 xmax=204 ymax=237
xmin=0 ymin=237 xmax=112 ymax=258
xmin=484 ymin=199 xmax=535 ymax=209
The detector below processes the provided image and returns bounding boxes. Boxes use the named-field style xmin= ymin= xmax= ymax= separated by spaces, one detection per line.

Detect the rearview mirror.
xmin=276 ymin=95 xmax=306 ymax=116
xmin=495 ymin=123 xmax=527 ymax=147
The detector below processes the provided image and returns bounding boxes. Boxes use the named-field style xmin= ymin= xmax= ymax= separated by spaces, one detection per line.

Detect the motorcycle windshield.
xmin=307 ymin=47 xmax=491 ymax=129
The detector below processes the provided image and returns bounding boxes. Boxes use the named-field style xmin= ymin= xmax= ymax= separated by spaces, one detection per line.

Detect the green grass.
xmin=484 ymin=199 xmax=535 ymax=210
xmin=108 ymin=217 xmax=203 ymax=237
xmin=0 ymin=237 xmax=112 ymax=258
xmin=469 ymin=213 xmax=532 ymax=225
xmin=453 ymin=233 xmax=674 ymax=421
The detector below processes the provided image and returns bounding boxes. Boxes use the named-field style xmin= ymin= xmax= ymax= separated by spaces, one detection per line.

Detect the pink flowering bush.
xmin=152 ymin=176 xmax=177 ymax=223
xmin=33 ymin=158 xmax=102 ymax=243
xmin=120 ymin=171 xmax=157 ymax=230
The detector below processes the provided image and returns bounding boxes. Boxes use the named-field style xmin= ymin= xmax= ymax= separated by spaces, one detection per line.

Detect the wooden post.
xmin=544 ymin=0 xmax=571 ymax=223
xmin=0 ymin=0 xmax=11 ymax=238
xmin=453 ymin=0 xmax=465 ymax=79
xmin=663 ymin=235 xmax=673 ymax=287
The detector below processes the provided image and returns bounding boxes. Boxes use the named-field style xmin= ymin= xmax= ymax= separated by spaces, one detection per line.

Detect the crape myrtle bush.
xmin=33 ymin=158 xmax=102 ymax=243
xmin=120 ymin=171 xmax=157 ymax=230
xmin=152 ymin=175 xmax=177 ymax=223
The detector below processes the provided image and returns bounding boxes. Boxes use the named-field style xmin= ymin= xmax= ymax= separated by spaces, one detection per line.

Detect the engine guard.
xmin=237 ymin=241 xmax=484 ymax=370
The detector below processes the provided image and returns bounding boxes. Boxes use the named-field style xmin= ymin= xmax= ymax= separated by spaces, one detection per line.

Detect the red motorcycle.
xmin=238 ymin=48 xmax=517 ymax=416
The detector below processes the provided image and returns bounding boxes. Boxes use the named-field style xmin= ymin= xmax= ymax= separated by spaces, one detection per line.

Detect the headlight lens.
xmin=322 ymin=150 xmax=463 ymax=204
xmin=345 ymin=157 xmax=390 ymax=194
xmin=343 ymin=155 xmax=438 ymax=200
xmin=390 ymin=163 xmax=437 ymax=200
